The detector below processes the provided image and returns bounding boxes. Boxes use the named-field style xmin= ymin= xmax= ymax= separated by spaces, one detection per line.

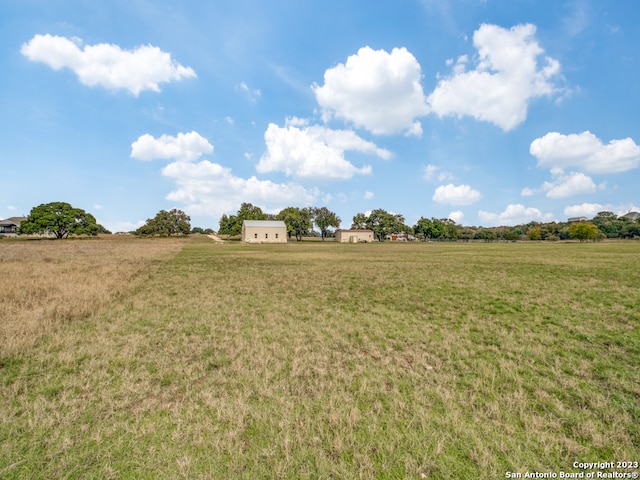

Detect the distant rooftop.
xmin=621 ymin=211 xmax=640 ymax=221
xmin=0 ymin=216 xmax=26 ymax=226
xmin=242 ymin=220 xmax=286 ymax=227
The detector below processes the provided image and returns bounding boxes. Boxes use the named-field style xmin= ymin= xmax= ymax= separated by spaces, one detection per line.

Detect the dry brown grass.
xmin=0 ymin=235 xmax=184 ymax=355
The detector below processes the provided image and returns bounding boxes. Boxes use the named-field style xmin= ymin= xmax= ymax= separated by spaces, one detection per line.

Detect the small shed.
xmin=335 ymin=229 xmax=374 ymax=243
xmin=241 ymin=220 xmax=287 ymax=243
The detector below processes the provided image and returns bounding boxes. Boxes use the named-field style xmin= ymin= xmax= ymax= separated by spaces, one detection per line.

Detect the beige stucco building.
xmin=335 ymin=229 xmax=374 ymax=243
xmin=241 ymin=220 xmax=287 ymax=243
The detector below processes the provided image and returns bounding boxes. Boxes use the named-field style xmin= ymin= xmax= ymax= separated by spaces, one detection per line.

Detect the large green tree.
xmin=592 ymin=211 xmax=622 ymax=238
xmin=277 ymin=207 xmax=312 ymax=241
xmin=351 ymin=213 xmax=368 ymax=229
xmin=413 ymin=217 xmax=460 ymax=241
xmin=475 ymin=228 xmax=497 ymax=242
xmin=620 ymin=219 xmax=640 ymax=238
xmin=442 ymin=219 xmax=460 ymax=240
xmin=352 ymin=208 xmax=405 ymax=242
xmin=310 ymin=207 xmax=341 ymax=241
xmin=19 ymin=202 xmax=103 ymax=239
xmin=413 ymin=217 xmax=444 ymax=240
xmin=527 ymin=226 xmax=542 ymax=241
xmin=568 ymin=222 xmax=599 ymax=242
xmin=135 ymin=209 xmax=191 ymax=236
xmin=218 ymin=203 xmax=267 ymax=236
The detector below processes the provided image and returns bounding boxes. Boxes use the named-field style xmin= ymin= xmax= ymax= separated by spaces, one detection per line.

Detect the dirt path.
xmin=207 ymin=234 xmax=225 ymax=242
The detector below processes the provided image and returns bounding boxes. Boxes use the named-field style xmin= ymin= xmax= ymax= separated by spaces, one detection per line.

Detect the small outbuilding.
xmin=241 ymin=220 xmax=287 ymax=243
xmin=335 ymin=229 xmax=374 ymax=243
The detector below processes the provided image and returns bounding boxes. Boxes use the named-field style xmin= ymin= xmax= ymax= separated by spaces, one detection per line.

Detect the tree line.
xmin=218 ymin=203 xmax=341 ymax=241
xmin=11 ymin=202 xmax=640 ymax=241
xmin=398 ymin=211 xmax=639 ymax=242
xmin=219 ymin=204 xmax=640 ymax=242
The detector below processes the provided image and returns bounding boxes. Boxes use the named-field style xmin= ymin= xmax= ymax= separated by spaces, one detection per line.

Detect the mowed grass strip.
xmin=1 ymin=238 xmax=639 ymax=479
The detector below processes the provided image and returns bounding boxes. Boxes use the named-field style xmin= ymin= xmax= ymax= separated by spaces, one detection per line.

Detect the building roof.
xmin=622 ymin=211 xmax=640 ymax=221
xmin=337 ymin=229 xmax=373 ymax=232
xmin=242 ymin=220 xmax=286 ymax=228
xmin=0 ymin=216 xmax=26 ymax=226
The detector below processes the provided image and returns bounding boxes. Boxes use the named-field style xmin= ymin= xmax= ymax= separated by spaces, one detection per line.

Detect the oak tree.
xmin=353 ymin=208 xmax=405 ymax=241
xmin=311 ymin=207 xmax=341 ymax=241
xmin=568 ymin=222 xmax=599 ymax=242
xmin=19 ymin=202 xmax=103 ymax=239
xmin=277 ymin=207 xmax=312 ymax=241
xmin=218 ymin=203 xmax=267 ymax=235
xmin=135 ymin=209 xmax=191 ymax=236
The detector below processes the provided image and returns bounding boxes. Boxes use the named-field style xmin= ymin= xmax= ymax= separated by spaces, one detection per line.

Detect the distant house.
xmin=241 ymin=220 xmax=287 ymax=243
xmin=335 ymin=229 xmax=374 ymax=243
xmin=0 ymin=216 xmax=26 ymax=236
xmin=622 ymin=211 xmax=640 ymax=221
xmin=385 ymin=232 xmax=415 ymax=242
xmin=568 ymin=216 xmax=588 ymax=223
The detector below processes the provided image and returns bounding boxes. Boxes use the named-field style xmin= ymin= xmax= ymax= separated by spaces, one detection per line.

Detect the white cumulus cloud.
xmin=564 ymin=203 xmax=640 ymax=219
xmin=448 ymin=211 xmax=465 ymax=224
xmin=432 ymin=183 xmax=482 ymax=206
xmin=542 ymin=171 xmax=597 ymax=198
xmin=313 ymin=46 xmax=429 ymax=136
xmin=162 ymin=161 xmax=318 ymax=218
xmin=524 ymin=170 xmax=599 ymax=199
xmin=478 ymin=204 xmax=554 ymax=226
xmin=563 ymin=203 xmax=604 ymax=219
xmin=530 ymin=131 xmax=640 ymax=173
xmin=257 ymin=123 xmax=391 ymax=181
xmin=427 ymin=23 xmax=562 ymax=130
xmin=130 ymin=131 xmax=319 ymax=222
xmin=130 ymin=132 xmax=213 ymax=162
xmin=21 ymin=34 xmax=196 ymax=95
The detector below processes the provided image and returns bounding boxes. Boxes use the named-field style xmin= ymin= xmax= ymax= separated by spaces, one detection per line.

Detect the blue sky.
xmin=2 ymin=0 xmax=639 ymax=232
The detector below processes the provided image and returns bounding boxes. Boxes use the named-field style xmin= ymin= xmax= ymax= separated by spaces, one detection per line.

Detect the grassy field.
xmin=1 ymin=236 xmax=639 ymax=479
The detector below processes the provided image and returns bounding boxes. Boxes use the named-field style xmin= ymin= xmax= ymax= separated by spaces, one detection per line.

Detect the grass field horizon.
xmin=1 ymin=237 xmax=639 ymax=479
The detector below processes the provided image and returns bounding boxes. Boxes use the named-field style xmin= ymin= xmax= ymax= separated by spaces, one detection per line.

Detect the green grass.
xmin=1 ymin=238 xmax=639 ymax=479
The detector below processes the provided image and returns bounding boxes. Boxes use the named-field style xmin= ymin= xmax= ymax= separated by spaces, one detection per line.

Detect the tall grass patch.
xmin=0 ymin=235 xmax=184 ymax=355
xmin=1 ymin=238 xmax=638 ymax=478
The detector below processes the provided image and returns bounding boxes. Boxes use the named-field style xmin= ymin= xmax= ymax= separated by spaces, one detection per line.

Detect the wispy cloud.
xmin=423 ymin=164 xmax=454 ymax=182
xmin=236 ymin=81 xmax=261 ymax=102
